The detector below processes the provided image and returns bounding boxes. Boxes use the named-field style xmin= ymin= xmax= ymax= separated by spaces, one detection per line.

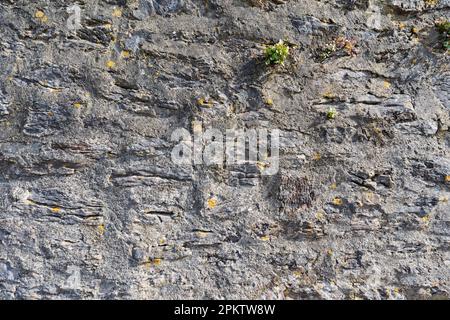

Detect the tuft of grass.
xmin=436 ymin=20 xmax=450 ymax=50
xmin=265 ymin=40 xmax=290 ymax=66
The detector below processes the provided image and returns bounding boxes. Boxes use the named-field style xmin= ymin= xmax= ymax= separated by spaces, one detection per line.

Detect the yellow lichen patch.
xmin=152 ymin=258 xmax=162 ymax=266
xmin=322 ymin=91 xmax=335 ymax=99
xmin=197 ymin=97 xmax=205 ymax=106
xmin=332 ymin=197 xmax=343 ymax=206
xmin=192 ymin=122 xmax=202 ymax=133
xmin=398 ymin=22 xmax=406 ymax=30
xmin=158 ymin=238 xmax=166 ymax=245
xmin=256 ymin=161 xmax=267 ymax=171
xmin=73 ymin=102 xmax=83 ymax=108
xmin=112 ymin=8 xmax=122 ymax=17
xmin=197 ymin=97 xmax=213 ymax=108
xmin=293 ymin=270 xmax=302 ymax=278
xmin=35 ymin=10 xmax=45 ymax=18
xmin=260 ymin=235 xmax=270 ymax=241
xmin=312 ymin=152 xmax=321 ymax=161
xmin=106 ymin=60 xmax=116 ymax=69
xmin=50 ymin=207 xmax=61 ymax=213
xmin=207 ymin=198 xmax=217 ymax=209
xmin=445 ymin=175 xmax=450 ymax=183
xmin=421 ymin=214 xmax=431 ymax=225
xmin=330 ymin=183 xmax=337 ymax=190
xmin=383 ymin=80 xmax=391 ymax=89
xmin=143 ymin=258 xmax=162 ymax=269
xmin=121 ymin=50 xmax=131 ymax=58
xmin=265 ymin=97 xmax=273 ymax=106
xmin=326 ymin=249 xmax=333 ymax=256
xmin=97 ymin=224 xmax=106 ymax=235
xmin=196 ymin=231 xmax=209 ymax=238
xmin=35 ymin=10 xmax=48 ymax=23
xmin=316 ymin=211 xmax=325 ymax=221
xmin=424 ymin=0 xmax=438 ymax=6
xmin=411 ymin=27 xmax=419 ymax=35
xmin=373 ymin=127 xmax=382 ymax=134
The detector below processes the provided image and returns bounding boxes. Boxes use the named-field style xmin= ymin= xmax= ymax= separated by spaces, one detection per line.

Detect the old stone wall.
xmin=0 ymin=0 xmax=449 ymax=299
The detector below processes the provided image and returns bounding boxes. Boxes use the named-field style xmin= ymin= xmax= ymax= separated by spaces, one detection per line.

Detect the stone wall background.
xmin=0 ymin=0 xmax=449 ymax=299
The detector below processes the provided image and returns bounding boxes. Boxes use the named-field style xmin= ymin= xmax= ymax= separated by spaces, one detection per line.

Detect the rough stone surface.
xmin=0 ymin=0 xmax=449 ymax=300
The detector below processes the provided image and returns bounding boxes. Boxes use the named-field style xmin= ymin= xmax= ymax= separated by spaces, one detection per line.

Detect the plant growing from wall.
xmin=436 ymin=20 xmax=450 ymax=50
xmin=326 ymin=107 xmax=337 ymax=120
xmin=265 ymin=40 xmax=290 ymax=65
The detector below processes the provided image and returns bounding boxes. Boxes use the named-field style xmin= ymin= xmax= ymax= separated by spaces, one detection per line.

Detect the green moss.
xmin=265 ymin=40 xmax=290 ymax=65
xmin=436 ymin=20 xmax=450 ymax=50
xmin=436 ymin=21 xmax=450 ymax=34
xmin=326 ymin=107 xmax=337 ymax=120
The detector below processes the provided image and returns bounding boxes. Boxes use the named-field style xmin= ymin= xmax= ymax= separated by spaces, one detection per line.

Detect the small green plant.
xmin=318 ymin=36 xmax=357 ymax=62
xmin=265 ymin=40 xmax=290 ymax=65
xmin=436 ymin=20 xmax=450 ymax=50
xmin=326 ymin=107 xmax=337 ymax=120
xmin=436 ymin=21 xmax=450 ymax=33
xmin=319 ymin=42 xmax=337 ymax=61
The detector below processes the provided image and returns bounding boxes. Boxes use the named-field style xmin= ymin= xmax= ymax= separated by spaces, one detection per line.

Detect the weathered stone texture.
xmin=0 ymin=0 xmax=449 ymax=299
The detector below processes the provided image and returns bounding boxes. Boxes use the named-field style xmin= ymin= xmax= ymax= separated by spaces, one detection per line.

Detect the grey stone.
xmin=291 ymin=16 xmax=339 ymax=35
xmin=0 ymin=0 xmax=448 ymax=300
